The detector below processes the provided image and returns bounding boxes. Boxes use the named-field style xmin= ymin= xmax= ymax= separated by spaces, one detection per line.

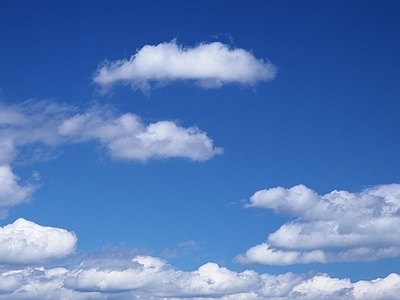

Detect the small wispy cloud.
xmin=0 ymin=165 xmax=39 ymax=216
xmin=237 ymin=184 xmax=400 ymax=265
xmin=93 ymin=40 xmax=277 ymax=94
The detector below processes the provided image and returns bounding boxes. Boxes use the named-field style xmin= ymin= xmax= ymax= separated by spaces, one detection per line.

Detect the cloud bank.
xmin=1 ymin=250 xmax=400 ymax=299
xmin=237 ymin=184 xmax=400 ymax=265
xmin=93 ymin=40 xmax=277 ymax=93
xmin=0 ymin=100 xmax=222 ymax=164
xmin=0 ymin=218 xmax=77 ymax=264
xmin=1 ymin=207 xmax=400 ymax=299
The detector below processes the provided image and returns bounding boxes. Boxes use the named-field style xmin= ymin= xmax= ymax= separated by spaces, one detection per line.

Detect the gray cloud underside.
xmin=93 ymin=40 xmax=277 ymax=93
xmin=237 ymin=184 xmax=400 ymax=265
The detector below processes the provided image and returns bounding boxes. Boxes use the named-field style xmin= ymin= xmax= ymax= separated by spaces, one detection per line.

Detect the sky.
xmin=0 ymin=0 xmax=400 ymax=299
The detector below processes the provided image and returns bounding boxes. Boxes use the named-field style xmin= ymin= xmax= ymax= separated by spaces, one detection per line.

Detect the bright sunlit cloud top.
xmin=93 ymin=40 xmax=277 ymax=93
xmin=237 ymin=184 xmax=400 ymax=265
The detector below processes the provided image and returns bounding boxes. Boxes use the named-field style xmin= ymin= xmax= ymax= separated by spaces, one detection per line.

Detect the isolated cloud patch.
xmin=58 ymin=107 xmax=222 ymax=161
xmin=0 ymin=100 xmax=222 ymax=164
xmin=93 ymin=40 xmax=277 ymax=93
xmin=0 ymin=218 xmax=77 ymax=264
xmin=237 ymin=184 xmax=400 ymax=265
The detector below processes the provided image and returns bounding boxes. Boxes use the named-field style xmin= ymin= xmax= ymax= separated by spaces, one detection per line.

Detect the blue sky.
xmin=0 ymin=1 xmax=400 ymax=299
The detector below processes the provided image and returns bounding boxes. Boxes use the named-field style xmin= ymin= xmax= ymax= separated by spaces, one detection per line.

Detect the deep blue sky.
xmin=0 ymin=1 xmax=400 ymax=299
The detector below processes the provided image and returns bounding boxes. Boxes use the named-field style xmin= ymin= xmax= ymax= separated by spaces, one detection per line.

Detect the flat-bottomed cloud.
xmin=237 ymin=184 xmax=400 ymax=265
xmin=93 ymin=40 xmax=277 ymax=93
xmin=0 ymin=218 xmax=77 ymax=264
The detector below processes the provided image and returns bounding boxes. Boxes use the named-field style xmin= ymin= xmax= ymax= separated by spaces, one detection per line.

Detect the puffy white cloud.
xmin=1 ymin=100 xmax=222 ymax=164
xmin=64 ymin=255 xmax=260 ymax=297
xmin=238 ymin=184 xmax=400 ymax=265
xmin=2 ymin=252 xmax=400 ymax=299
xmin=353 ymin=273 xmax=400 ymax=300
xmin=0 ymin=218 xmax=77 ymax=264
xmin=58 ymin=107 xmax=222 ymax=161
xmin=235 ymin=243 xmax=327 ymax=266
xmin=0 ymin=267 xmax=102 ymax=300
xmin=93 ymin=40 xmax=277 ymax=93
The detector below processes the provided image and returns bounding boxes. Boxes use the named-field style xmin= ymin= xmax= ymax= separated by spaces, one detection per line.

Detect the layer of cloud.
xmin=237 ymin=184 xmax=400 ymax=265
xmin=1 ymin=251 xmax=400 ymax=299
xmin=93 ymin=40 xmax=277 ymax=93
xmin=0 ymin=218 xmax=77 ymax=264
xmin=1 ymin=218 xmax=399 ymax=299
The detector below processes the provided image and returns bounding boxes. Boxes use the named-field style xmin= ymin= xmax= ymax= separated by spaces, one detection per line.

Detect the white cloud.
xmin=0 ymin=218 xmax=77 ymax=264
xmin=0 ymin=100 xmax=75 ymax=165
xmin=58 ymin=107 xmax=223 ymax=161
xmin=0 ymin=100 xmax=222 ymax=164
xmin=0 ymin=100 xmax=221 ymax=210
xmin=0 ymin=165 xmax=39 ymax=217
xmin=1 ymin=251 xmax=400 ymax=299
xmin=0 ymin=267 xmax=101 ymax=300
xmin=237 ymin=184 xmax=400 ymax=265
xmin=93 ymin=40 xmax=277 ymax=93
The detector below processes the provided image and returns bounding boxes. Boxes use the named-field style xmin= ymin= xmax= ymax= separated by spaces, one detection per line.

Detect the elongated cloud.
xmin=237 ymin=184 xmax=400 ymax=265
xmin=1 ymin=251 xmax=400 ymax=299
xmin=0 ymin=218 xmax=77 ymax=264
xmin=58 ymin=107 xmax=222 ymax=161
xmin=0 ymin=100 xmax=221 ymax=212
xmin=0 ymin=100 xmax=222 ymax=164
xmin=93 ymin=40 xmax=277 ymax=93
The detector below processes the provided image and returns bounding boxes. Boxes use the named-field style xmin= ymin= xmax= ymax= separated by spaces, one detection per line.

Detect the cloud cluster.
xmin=1 ymin=249 xmax=400 ymax=299
xmin=93 ymin=40 xmax=277 ymax=93
xmin=0 ymin=100 xmax=222 ymax=215
xmin=237 ymin=184 xmax=400 ymax=265
xmin=0 ymin=217 xmax=400 ymax=299
xmin=0 ymin=218 xmax=77 ymax=264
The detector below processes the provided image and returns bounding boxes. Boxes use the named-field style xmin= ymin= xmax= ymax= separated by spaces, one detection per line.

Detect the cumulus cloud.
xmin=237 ymin=184 xmax=400 ymax=265
xmin=93 ymin=40 xmax=277 ymax=93
xmin=58 ymin=106 xmax=222 ymax=161
xmin=0 ymin=218 xmax=77 ymax=264
xmin=1 ymin=251 xmax=400 ymax=299
xmin=1 ymin=100 xmax=222 ymax=164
